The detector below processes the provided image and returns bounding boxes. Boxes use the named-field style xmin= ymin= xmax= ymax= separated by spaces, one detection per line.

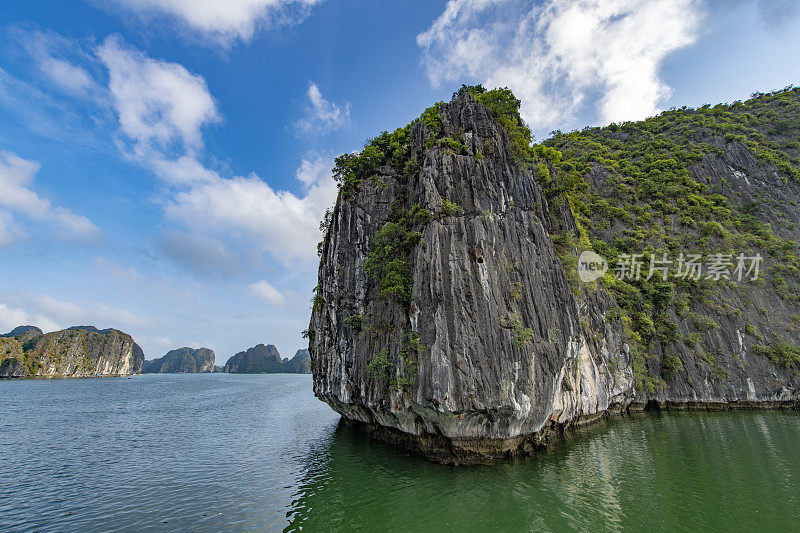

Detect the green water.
xmin=1 ymin=374 xmax=798 ymax=531
xmin=288 ymin=408 xmax=800 ymax=532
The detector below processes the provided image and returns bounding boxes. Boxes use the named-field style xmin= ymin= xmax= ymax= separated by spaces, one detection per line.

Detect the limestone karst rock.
xmin=0 ymin=325 xmax=144 ymax=378
xmin=224 ymin=344 xmax=311 ymax=373
xmin=142 ymin=347 xmax=216 ymax=373
xmin=309 ymin=86 xmax=800 ymax=463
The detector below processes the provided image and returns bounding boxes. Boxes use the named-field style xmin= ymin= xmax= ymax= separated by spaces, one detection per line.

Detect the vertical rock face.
xmin=310 ymin=88 xmax=800 ymax=463
xmin=310 ymin=91 xmax=632 ymax=462
xmin=0 ymin=326 xmax=144 ymax=378
xmin=142 ymin=347 xmax=216 ymax=373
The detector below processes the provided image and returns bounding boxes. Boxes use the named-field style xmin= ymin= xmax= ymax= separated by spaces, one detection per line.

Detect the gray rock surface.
xmin=309 ymin=91 xmax=800 ymax=463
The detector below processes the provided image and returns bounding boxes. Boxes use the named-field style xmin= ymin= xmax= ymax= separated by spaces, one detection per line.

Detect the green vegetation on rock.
xmin=533 ymin=87 xmax=800 ymax=386
xmin=0 ymin=326 xmax=143 ymax=378
xmin=330 ymin=85 xmax=530 ymax=201
xmin=753 ymin=341 xmax=800 ymax=366
xmin=365 ymin=207 xmax=424 ymax=307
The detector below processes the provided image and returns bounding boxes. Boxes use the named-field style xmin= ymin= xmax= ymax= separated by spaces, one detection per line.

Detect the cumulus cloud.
xmin=164 ymin=152 xmax=337 ymax=263
xmin=0 ymin=210 xmax=19 ymax=246
xmin=95 ymin=303 xmax=148 ymax=327
xmin=40 ymin=57 xmax=95 ymax=94
xmin=249 ymin=279 xmax=285 ymax=305
xmin=0 ymin=63 xmax=108 ymax=148
xmin=97 ymin=37 xmax=337 ymax=264
xmin=139 ymin=335 xmax=174 ymax=353
xmin=27 ymin=294 xmax=84 ymax=321
xmin=97 ymin=35 xmax=220 ymax=162
xmin=295 ymin=83 xmax=351 ymax=135
xmin=295 ymin=150 xmax=331 ymax=186
xmin=0 ymin=303 xmax=60 ymax=333
xmin=418 ymin=0 xmax=703 ymax=131
xmin=0 ymin=151 xmax=102 ymax=244
xmin=104 ymin=0 xmax=323 ymax=46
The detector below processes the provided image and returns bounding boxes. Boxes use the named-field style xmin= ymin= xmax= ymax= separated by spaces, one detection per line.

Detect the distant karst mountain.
xmin=0 ymin=325 xmax=144 ymax=378
xmin=224 ymin=344 xmax=310 ymax=373
xmin=142 ymin=347 xmax=216 ymax=373
xmin=0 ymin=325 xmax=43 ymax=338
xmin=285 ymin=349 xmax=311 ymax=373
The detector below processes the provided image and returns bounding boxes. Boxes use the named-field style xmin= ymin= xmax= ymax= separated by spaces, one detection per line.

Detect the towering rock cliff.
xmin=142 ymin=347 xmax=216 ymax=373
xmin=309 ymin=86 xmax=800 ymax=463
xmin=0 ymin=326 xmax=144 ymax=378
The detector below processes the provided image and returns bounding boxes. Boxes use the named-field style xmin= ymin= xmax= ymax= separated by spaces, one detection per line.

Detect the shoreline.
xmin=0 ymin=371 xmax=313 ymax=380
xmin=340 ymin=399 xmax=800 ymax=466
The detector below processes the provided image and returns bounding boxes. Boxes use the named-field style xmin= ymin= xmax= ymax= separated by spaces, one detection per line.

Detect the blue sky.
xmin=0 ymin=0 xmax=799 ymax=362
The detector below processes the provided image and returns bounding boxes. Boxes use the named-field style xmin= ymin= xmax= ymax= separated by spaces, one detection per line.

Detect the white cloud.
xmin=418 ymin=0 xmax=703 ymax=131
xmin=0 ymin=303 xmax=60 ymax=333
xmin=1 ymin=292 xmax=146 ymax=332
xmin=0 ymin=151 xmax=102 ymax=243
xmin=0 ymin=209 xmax=21 ymax=246
xmin=295 ymin=151 xmax=330 ymax=186
xmin=97 ymin=34 xmax=220 ymax=162
xmin=165 ymin=152 xmax=337 ymax=262
xmin=105 ymin=0 xmax=323 ymax=46
xmin=249 ymin=279 xmax=285 ymax=305
xmin=26 ymin=294 xmax=84 ymax=322
xmin=295 ymin=83 xmax=351 ymax=135
xmin=140 ymin=336 xmax=174 ymax=353
xmin=97 ymin=37 xmax=337 ymax=264
xmin=39 ymin=57 xmax=95 ymax=94
xmin=14 ymin=27 xmax=103 ymax=97
xmin=0 ymin=64 xmax=109 ymax=147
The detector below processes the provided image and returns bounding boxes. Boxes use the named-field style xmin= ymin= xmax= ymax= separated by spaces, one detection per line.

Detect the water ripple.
xmin=1 ymin=376 xmax=799 ymax=531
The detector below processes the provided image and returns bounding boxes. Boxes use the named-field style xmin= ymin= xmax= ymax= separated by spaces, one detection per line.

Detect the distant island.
xmin=0 ymin=325 xmax=144 ymax=378
xmin=224 ymin=344 xmax=310 ymax=374
xmin=141 ymin=344 xmax=311 ymax=374
xmin=1 ymin=324 xmax=311 ymax=378
xmin=1 ymin=325 xmax=43 ymax=338
xmin=142 ymin=347 xmax=217 ymax=373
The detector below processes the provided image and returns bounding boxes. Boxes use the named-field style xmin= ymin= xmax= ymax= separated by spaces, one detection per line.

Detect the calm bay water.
xmin=1 ymin=374 xmax=798 ymax=532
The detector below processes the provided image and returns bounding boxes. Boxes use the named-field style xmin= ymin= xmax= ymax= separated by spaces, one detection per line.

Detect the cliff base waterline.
xmin=339 ymin=400 xmax=800 ymax=465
